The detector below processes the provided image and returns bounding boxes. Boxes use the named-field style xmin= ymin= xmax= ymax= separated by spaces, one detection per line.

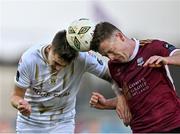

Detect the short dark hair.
xmin=90 ymin=22 xmax=120 ymax=52
xmin=52 ymin=30 xmax=78 ymax=63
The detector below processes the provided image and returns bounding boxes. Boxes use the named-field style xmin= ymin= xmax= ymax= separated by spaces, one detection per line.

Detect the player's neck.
xmin=128 ymin=39 xmax=136 ymax=61
xmin=128 ymin=39 xmax=136 ymax=59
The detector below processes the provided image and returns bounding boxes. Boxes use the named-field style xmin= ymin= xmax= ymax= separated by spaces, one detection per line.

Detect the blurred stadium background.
xmin=0 ymin=0 xmax=180 ymax=133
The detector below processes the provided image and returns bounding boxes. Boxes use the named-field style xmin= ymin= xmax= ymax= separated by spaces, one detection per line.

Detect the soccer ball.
xmin=66 ymin=18 xmax=95 ymax=51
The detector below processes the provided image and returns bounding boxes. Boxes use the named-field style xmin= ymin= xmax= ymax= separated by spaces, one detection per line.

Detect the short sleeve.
xmin=152 ymin=40 xmax=177 ymax=57
xmin=14 ymin=55 xmax=31 ymax=89
xmin=81 ymin=51 xmax=108 ymax=78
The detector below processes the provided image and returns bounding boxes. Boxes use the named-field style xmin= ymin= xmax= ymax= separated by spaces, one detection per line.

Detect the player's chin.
xmin=111 ymin=58 xmax=126 ymax=63
xmin=51 ymin=66 xmax=61 ymax=72
xmin=118 ymin=56 xmax=129 ymax=63
xmin=118 ymin=59 xmax=128 ymax=63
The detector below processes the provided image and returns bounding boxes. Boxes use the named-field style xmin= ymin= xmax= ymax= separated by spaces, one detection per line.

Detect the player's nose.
xmin=55 ymin=65 xmax=62 ymax=71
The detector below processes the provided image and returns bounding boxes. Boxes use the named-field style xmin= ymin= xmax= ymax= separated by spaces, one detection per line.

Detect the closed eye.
xmin=54 ymin=61 xmax=66 ymax=67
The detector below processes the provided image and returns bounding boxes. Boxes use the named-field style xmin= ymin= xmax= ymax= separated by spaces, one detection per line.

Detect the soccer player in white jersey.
xmin=10 ymin=30 xmax=131 ymax=133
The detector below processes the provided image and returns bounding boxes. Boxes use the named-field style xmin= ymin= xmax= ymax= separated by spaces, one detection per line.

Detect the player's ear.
xmin=45 ymin=45 xmax=52 ymax=55
xmin=115 ymin=32 xmax=125 ymax=42
xmin=47 ymin=45 xmax=52 ymax=51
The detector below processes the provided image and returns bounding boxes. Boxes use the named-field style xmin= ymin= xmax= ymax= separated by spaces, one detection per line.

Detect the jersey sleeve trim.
xmin=170 ymin=49 xmax=180 ymax=56
xmin=14 ymin=74 xmax=30 ymax=89
xmin=164 ymin=65 xmax=175 ymax=90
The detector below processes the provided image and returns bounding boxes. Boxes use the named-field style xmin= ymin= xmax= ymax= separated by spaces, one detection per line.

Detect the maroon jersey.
xmin=109 ymin=40 xmax=180 ymax=132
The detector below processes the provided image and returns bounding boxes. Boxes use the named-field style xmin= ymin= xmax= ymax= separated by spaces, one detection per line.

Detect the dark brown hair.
xmin=52 ymin=30 xmax=78 ymax=63
xmin=90 ymin=22 xmax=120 ymax=52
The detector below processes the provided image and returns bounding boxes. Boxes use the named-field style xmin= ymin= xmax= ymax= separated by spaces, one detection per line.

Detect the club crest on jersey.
xmin=137 ymin=57 xmax=144 ymax=66
xmin=115 ymin=68 xmax=121 ymax=77
xmin=49 ymin=75 xmax=57 ymax=85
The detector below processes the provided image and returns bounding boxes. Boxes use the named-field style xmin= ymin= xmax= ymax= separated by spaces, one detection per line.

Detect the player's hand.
xmin=140 ymin=39 xmax=152 ymax=46
xmin=143 ymin=55 xmax=168 ymax=67
xmin=17 ymin=99 xmax=31 ymax=116
xmin=89 ymin=92 xmax=107 ymax=109
xmin=116 ymin=95 xmax=132 ymax=127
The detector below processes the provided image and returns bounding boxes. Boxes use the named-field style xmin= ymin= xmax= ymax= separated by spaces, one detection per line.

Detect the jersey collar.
xmin=129 ymin=38 xmax=140 ymax=61
xmin=39 ymin=44 xmax=49 ymax=64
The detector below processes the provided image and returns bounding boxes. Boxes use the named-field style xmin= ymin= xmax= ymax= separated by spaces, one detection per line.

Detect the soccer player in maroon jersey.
xmin=89 ymin=22 xmax=180 ymax=133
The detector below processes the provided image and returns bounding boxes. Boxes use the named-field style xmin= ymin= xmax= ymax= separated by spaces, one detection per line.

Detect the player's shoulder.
xmin=78 ymin=50 xmax=97 ymax=59
xmin=20 ymin=44 xmax=43 ymax=65
xmin=77 ymin=51 xmax=107 ymax=66
xmin=140 ymin=39 xmax=168 ymax=48
xmin=139 ymin=39 xmax=177 ymax=55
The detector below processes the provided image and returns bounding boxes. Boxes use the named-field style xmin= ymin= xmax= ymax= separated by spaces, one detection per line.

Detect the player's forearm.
xmin=104 ymin=97 xmax=117 ymax=109
xmin=104 ymin=95 xmax=127 ymax=109
xmin=167 ymin=50 xmax=180 ymax=66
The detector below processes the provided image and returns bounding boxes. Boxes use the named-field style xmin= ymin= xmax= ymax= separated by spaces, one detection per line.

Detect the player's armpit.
xmin=101 ymin=68 xmax=112 ymax=83
xmin=112 ymin=80 xmax=123 ymax=95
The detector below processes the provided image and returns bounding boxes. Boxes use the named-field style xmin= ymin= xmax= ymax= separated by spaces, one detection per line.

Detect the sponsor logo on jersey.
xmin=32 ymin=87 xmax=70 ymax=98
xmin=128 ymin=77 xmax=149 ymax=97
xmin=115 ymin=68 xmax=121 ymax=77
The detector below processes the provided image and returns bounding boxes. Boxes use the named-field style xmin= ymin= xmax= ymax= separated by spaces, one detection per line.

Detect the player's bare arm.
xmin=116 ymin=94 xmax=132 ymax=126
xmin=166 ymin=49 xmax=180 ymax=66
xmin=90 ymin=91 xmax=132 ymax=126
xmin=11 ymin=85 xmax=31 ymax=116
xmin=112 ymin=81 xmax=132 ymax=126
xmin=143 ymin=49 xmax=180 ymax=67
xmin=89 ymin=92 xmax=117 ymax=109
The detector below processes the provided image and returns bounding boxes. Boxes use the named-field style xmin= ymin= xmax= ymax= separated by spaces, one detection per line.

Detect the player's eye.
xmin=53 ymin=61 xmax=59 ymax=66
xmin=55 ymin=61 xmax=66 ymax=67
